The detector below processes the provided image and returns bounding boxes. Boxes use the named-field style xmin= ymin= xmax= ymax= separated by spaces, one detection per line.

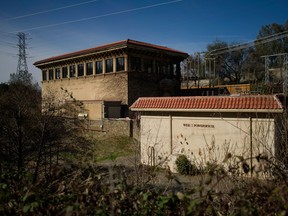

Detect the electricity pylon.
xmin=16 ymin=32 xmax=28 ymax=74
xmin=10 ymin=32 xmax=32 ymax=84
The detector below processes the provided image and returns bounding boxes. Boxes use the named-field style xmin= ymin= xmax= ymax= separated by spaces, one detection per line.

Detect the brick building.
xmin=34 ymin=39 xmax=188 ymax=121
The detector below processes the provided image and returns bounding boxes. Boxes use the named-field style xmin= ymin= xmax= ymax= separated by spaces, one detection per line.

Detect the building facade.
xmin=130 ymin=95 xmax=285 ymax=174
xmin=34 ymin=39 xmax=188 ymax=121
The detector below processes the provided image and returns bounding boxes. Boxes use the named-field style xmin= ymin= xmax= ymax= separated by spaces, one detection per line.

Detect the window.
xmin=104 ymin=102 xmax=123 ymax=118
xmin=144 ymin=59 xmax=153 ymax=73
xmin=78 ymin=64 xmax=84 ymax=77
xmin=156 ymin=61 xmax=163 ymax=74
xmin=167 ymin=64 xmax=172 ymax=75
xmin=131 ymin=57 xmax=141 ymax=71
xmin=105 ymin=59 xmax=113 ymax=73
xmin=42 ymin=70 xmax=47 ymax=81
xmin=96 ymin=61 xmax=103 ymax=74
xmin=86 ymin=62 xmax=93 ymax=75
xmin=70 ymin=65 xmax=75 ymax=77
xmin=173 ymin=64 xmax=177 ymax=75
xmin=48 ymin=69 xmax=54 ymax=80
xmin=55 ymin=68 xmax=60 ymax=79
xmin=162 ymin=64 xmax=168 ymax=75
xmin=62 ymin=66 xmax=68 ymax=78
xmin=116 ymin=57 xmax=125 ymax=71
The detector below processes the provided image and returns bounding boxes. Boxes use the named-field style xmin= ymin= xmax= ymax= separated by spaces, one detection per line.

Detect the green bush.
xmin=175 ymin=155 xmax=200 ymax=175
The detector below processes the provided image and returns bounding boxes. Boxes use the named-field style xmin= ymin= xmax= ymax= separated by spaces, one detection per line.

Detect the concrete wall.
xmin=42 ymin=73 xmax=128 ymax=101
xmin=140 ymin=116 xmax=172 ymax=166
xmin=84 ymin=102 xmax=103 ymax=120
xmin=42 ymin=73 xmax=128 ymax=120
xmin=140 ymin=114 xmax=276 ymax=172
xmin=127 ymin=73 xmax=180 ymax=107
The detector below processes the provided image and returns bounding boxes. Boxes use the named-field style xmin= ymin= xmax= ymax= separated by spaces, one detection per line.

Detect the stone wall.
xmin=86 ymin=118 xmax=141 ymax=140
xmin=102 ymin=118 xmax=132 ymax=137
xmin=87 ymin=118 xmax=131 ymax=136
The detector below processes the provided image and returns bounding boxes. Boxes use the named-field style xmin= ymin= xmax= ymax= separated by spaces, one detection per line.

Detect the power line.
xmin=207 ymin=30 xmax=288 ymax=56
xmin=4 ymin=0 xmax=182 ymax=34
xmin=0 ymin=39 xmax=16 ymax=46
xmin=0 ymin=0 xmax=100 ymax=21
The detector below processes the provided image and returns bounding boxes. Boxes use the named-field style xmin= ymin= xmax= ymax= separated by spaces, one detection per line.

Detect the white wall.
xmin=140 ymin=116 xmax=171 ymax=166
xmin=140 ymin=114 xmax=275 ymax=171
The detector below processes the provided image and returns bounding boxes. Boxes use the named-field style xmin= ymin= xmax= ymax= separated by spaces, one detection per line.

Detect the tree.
xmin=254 ymin=21 xmax=288 ymax=57
xmin=9 ymin=70 xmax=33 ymax=86
xmin=0 ymin=82 xmax=40 ymax=172
xmin=206 ymin=40 xmax=228 ymax=84
xmin=0 ymin=80 xmax=86 ymax=182
xmin=206 ymin=40 xmax=252 ymax=84
xmin=224 ymin=44 xmax=253 ymax=83
xmin=250 ymin=21 xmax=288 ymax=82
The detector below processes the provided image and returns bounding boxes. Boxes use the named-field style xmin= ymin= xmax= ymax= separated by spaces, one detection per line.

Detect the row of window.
xmin=43 ymin=57 xmax=125 ymax=81
xmin=42 ymin=56 xmax=178 ymax=81
xmin=131 ymin=56 xmax=178 ymax=75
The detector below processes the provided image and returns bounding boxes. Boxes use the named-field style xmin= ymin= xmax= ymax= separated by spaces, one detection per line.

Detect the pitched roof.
xmin=130 ymin=95 xmax=284 ymax=113
xmin=34 ymin=39 xmax=188 ymax=65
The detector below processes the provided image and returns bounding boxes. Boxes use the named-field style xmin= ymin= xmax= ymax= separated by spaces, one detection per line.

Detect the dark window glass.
xmin=78 ymin=64 xmax=84 ymax=76
xmin=96 ymin=61 xmax=103 ymax=74
xmin=62 ymin=66 xmax=68 ymax=78
xmin=163 ymin=64 xmax=168 ymax=75
xmin=86 ymin=62 xmax=93 ymax=75
xmin=167 ymin=64 xmax=173 ymax=75
xmin=105 ymin=59 xmax=113 ymax=73
xmin=42 ymin=70 xmax=47 ymax=81
xmin=55 ymin=68 xmax=60 ymax=79
xmin=116 ymin=57 xmax=125 ymax=71
xmin=156 ymin=61 xmax=163 ymax=74
xmin=70 ymin=65 xmax=75 ymax=77
xmin=49 ymin=69 xmax=54 ymax=80
xmin=144 ymin=59 xmax=153 ymax=73
xmin=131 ymin=57 xmax=141 ymax=71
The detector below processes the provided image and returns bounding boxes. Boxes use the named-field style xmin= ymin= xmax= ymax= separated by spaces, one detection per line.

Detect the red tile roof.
xmin=130 ymin=95 xmax=284 ymax=113
xmin=34 ymin=39 xmax=188 ymax=65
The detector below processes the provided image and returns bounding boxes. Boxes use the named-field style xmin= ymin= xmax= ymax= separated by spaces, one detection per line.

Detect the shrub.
xmin=175 ymin=155 xmax=200 ymax=175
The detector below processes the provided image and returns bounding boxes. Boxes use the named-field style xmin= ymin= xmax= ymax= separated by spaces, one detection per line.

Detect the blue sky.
xmin=0 ymin=0 xmax=287 ymax=83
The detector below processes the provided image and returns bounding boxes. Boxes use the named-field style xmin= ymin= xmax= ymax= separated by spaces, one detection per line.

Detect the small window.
xmin=144 ymin=59 xmax=153 ymax=73
xmin=105 ymin=59 xmax=113 ymax=73
xmin=131 ymin=57 xmax=141 ymax=71
xmin=42 ymin=70 xmax=47 ymax=81
xmin=96 ymin=61 xmax=103 ymax=74
xmin=86 ymin=62 xmax=93 ymax=75
xmin=62 ymin=66 xmax=68 ymax=78
xmin=156 ymin=61 xmax=163 ymax=74
xmin=163 ymin=64 xmax=168 ymax=75
xmin=173 ymin=64 xmax=177 ymax=75
xmin=116 ymin=57 xmax=125 ymax=71
xmin=70 ymin=65 xmax=76 ymax=77
xmin=78 ymin=64 xmax=84 ymax=77
xmin=48 ymin=69 xmax=54 ymax=80
xmin=55 ymin=68 xmax=60 ymax=79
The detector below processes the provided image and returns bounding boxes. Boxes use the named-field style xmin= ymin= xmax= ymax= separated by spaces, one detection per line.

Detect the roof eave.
xmin=34 ymin=43 xmax=128 ymax=66
xmin=34 ymin=39 xmax=189 ymax=67
xmin=130 ymin=108 xmax=284 ymax=113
